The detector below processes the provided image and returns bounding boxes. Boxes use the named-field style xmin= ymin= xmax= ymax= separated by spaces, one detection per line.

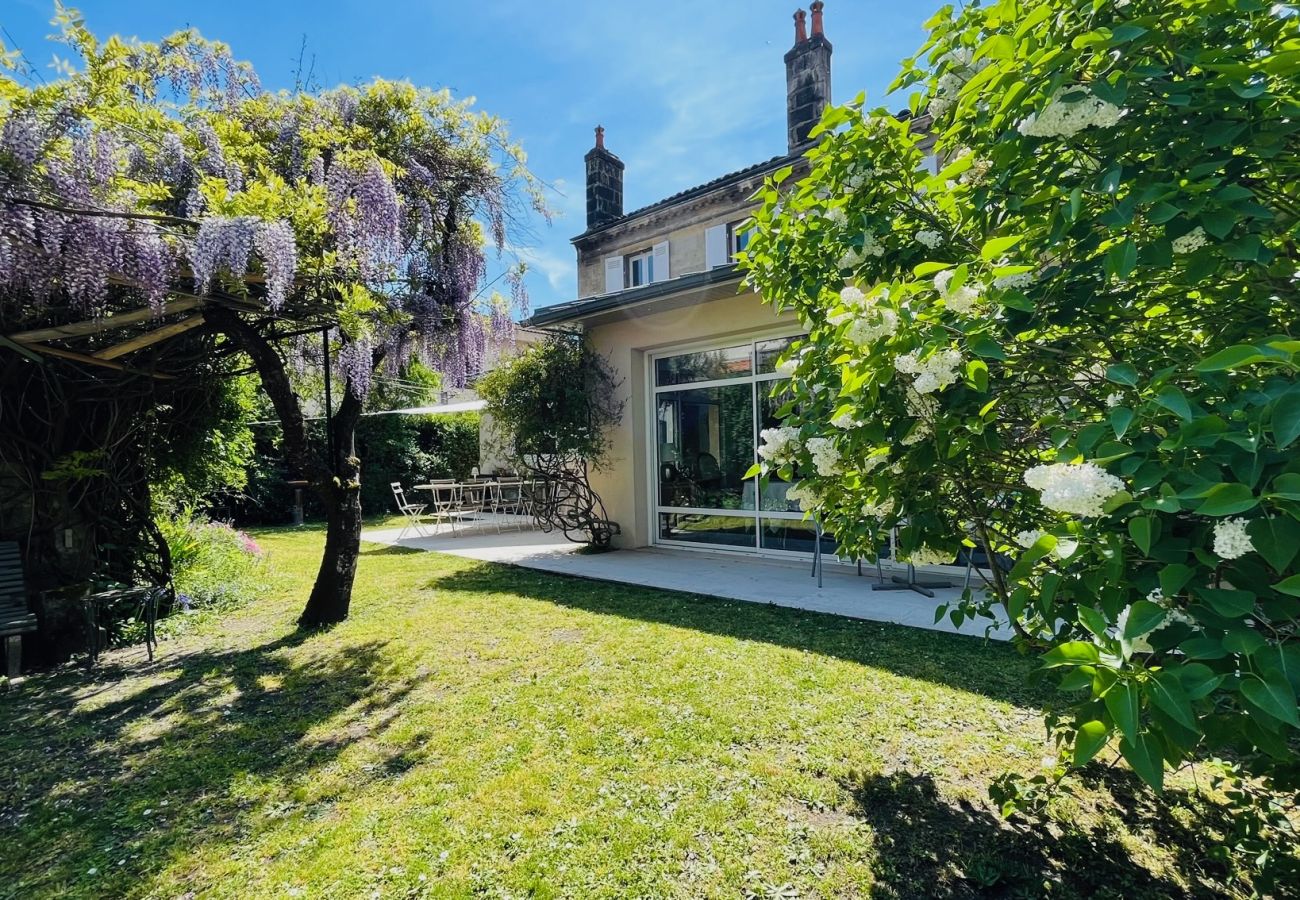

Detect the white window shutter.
xmin=651 ymin=241 xmax=670 ymax=283
xmin=604 ymin=255 xmax=624 ymax=294
xmin=704 ymin=224 xmax=728 ymax=269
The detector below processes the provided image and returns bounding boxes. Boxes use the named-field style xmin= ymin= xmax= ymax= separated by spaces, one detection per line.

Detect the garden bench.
xmin=0 ymin=541 xmax=38 ymax=679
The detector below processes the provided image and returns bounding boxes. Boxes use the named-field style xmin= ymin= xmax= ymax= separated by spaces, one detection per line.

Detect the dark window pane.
xmin=759 ymin=518 xmax=838 ymax=555
xmin=657 ymin=384 xmax=755 ymax=510
xmin=659 ymin=513 xmax=756 ymax=548
xmin=755 ymin=335 xmax=806 ymax=375
xmin=655 ymin=345 xmax=753 ymax=386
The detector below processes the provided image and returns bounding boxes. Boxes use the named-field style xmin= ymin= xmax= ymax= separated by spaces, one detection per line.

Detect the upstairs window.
xmin=627 ymin=248 xmax=655 ymax=288
xmin=729 ymin=221 xmax=756 ymax=259
xmin=602 ymin=241 xmax=669 ymax=294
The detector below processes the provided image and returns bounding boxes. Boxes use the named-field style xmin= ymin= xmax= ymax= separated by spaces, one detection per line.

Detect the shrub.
xmin=221 ymin=413 xmax=480 ymax=524
xmin=741 ymin=0 xmax=1299 ymax=889
xmin=156 ymin=508 xmax=268 ymax=633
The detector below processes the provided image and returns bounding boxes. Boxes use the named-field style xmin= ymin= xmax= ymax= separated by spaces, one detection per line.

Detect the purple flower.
xmin=190 ymin=216 xmax=256 ymax=294
xmin=253 ymin=219 xmax=297 ymax=309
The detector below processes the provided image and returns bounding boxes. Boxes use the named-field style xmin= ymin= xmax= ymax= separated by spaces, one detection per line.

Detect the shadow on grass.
xmin=424 ymin=561 xmax=1042 ymax=707
xmin=358 ymin=542 xmax=425 ymax=556
xmin=843 ymin=770 xmax=1234 ymax=899
xmin=0 ymin=630 xmax=418 ymax=898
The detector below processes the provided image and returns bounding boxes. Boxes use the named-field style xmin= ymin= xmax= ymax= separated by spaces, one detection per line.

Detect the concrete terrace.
xmin=361 ymin=520 xmax=1011 ymax=641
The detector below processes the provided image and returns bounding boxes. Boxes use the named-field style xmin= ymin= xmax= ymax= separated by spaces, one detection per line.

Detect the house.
xmin=530 ymin=4 xmax=931 ymax=560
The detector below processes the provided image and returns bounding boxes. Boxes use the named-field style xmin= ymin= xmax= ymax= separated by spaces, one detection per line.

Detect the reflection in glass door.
xmin=652 ymin=335 xmax=835 ymax=557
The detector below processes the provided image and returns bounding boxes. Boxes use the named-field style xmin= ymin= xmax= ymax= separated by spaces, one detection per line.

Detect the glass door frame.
xmin=646 ymin=329 xmax=813 ymax=557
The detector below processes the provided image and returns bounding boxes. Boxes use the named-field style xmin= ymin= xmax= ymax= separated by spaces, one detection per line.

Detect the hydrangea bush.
xmin=741 ymin=0 xmax=1299 ymax=886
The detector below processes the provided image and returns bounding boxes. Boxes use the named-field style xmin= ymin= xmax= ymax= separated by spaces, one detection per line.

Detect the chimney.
xmin=585 ymin=125 xmax=624 ymax=230
xmin=784 ymin=2 xmax=833 ymax=153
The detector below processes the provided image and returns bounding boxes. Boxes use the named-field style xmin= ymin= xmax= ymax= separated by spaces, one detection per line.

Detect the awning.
xmin=381 ymin=399 xmax=487 ymax=416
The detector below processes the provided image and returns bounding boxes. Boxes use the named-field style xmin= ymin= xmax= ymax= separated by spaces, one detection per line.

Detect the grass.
xmin=0 ymin=525 xmax=1246 ymax=898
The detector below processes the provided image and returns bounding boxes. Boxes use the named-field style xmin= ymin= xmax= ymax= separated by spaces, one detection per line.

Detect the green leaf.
xmin=1074 ymin=720 xmax=1110 ymax=767
xmin=1128 ymin=517 xmax=1155 ymax=554
xmin=1273 ymin=575 xmax=1300 ymax=598
xmin=1109 ymin=406 xmax=1135 ymax=439
xmin=1271 ymin=386 xmax=1300 ymax=448
xmin=967 ymin=333 xmax=1007 ymax=360
xmin=1194 ymin=587 xmax=1256 ymax=618
xmin=1195 ymin=483 xmax=1258 ymax=517
xmin=1240 ymin=673 xmax=1300 ymax=728
xmin=1159 ymin=564 xmax=1195 ymax=598
xmin=1248 ymin=517 xmax=1300 ymax=573
xmin=1123 ymin=600 xmax=1166 ymax=639
xmin=1105 ymin=680 xmax=1141 ymax=743
xmin=1043 ymin=641 xmax=1100 ymax=668
xmin=913 ymin=261 xmax=951 ymax=277
xmin=966 ymin=359 xmax=989 ymax=393
xmin=1176 ymin=663 xmax=1225 ymax=699
xmin=1153 ymin=385 xmax=1193 ymax=421
xmin=1106 ymin=363 xmax=1139 ymax=386
xmin=1078 ymin=606 xmax=1109 ymax=639
xmin=1266 ymin=473 xmax=1300 ymax=501
xmin=980 ymin=234 xmax=1023 ymax=260
xmin=1180 ymin=637 xmax=1228 ymax=660
xmin=1146 ymin=672 xmax=1198 ymax=732
xmin=1195 ymin=344 xmax=1271 ymax=372
xmin=1119 ymin=734 xmax=1165 ymax=792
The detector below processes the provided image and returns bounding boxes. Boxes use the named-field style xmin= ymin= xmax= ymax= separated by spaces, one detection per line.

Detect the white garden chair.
xmin=391 ymin=482 xmax=432 ymax=539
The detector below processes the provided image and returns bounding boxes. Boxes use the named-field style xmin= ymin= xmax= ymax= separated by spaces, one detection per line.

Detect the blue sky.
xmin=3 ymin=0 xmax=940 ymax=310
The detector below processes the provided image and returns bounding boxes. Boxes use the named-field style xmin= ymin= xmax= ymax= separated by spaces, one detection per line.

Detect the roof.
xmin=571 ymin=152 xmax=801 ymax=242
xmin=527 ymin=265 xmax=745 ymax=328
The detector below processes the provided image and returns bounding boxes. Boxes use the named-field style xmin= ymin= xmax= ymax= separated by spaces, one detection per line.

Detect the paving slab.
xmin=362 ymin=519 xmax=1010 ymax=641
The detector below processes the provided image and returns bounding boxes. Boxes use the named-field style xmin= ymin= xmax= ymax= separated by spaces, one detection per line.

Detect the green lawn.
xmin=1 ymin=526 xmax=1243 ymax=898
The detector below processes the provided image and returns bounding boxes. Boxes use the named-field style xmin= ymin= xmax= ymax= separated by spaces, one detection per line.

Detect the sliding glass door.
xmin=652 ymin=335 xmax=835 ymax=556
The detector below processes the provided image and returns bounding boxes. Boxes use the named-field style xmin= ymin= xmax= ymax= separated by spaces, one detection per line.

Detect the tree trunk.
xmin=296 ymin=373 xmax=367 ymax=628
xmin=207 ymin=308 xmax=378 ymax=628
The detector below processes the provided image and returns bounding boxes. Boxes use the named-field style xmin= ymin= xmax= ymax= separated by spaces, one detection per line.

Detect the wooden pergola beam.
xmin=16 ymin=342 xmax=177 ymax=379
xmin=6 ymin=297 xmax=204 ymax=343
xmin=94 ymin=314 xmax=206 ymax=360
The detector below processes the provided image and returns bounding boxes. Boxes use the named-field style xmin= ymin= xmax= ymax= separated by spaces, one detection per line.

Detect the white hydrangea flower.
xmin=845 ymin=308 xmax=899 ymax=347
xmin=1015 ymin=529 xmax=1046 ymax=549
xmin=805 ymin=437 xmax=843 ymax=477
xmin=844 ymin=170 xmax=874 ymax=192
xmin=826 ymin=207 xmax=848 ymax=227
xmin=785 ymin=481 xmax=820 ymax=511
xmin=861 ymin=496 xmax=895 ymax=518
xmin=776 ymin=357 xmax=799 ymax=378
xmin=758 ymin=426 xmax=801 ymax=465
xmin=831 ymin=411 xmax=861 ymax=429
xmin=960 ymin=156 xmax=992 ymax=185
xmin=992 ymin=271 xmax=1034 ymax=290
xmin=915 ymin=229 xmax=943 ymax=249
xmin=839 ymin=285 xmax=866 ymax=308
xmin=861 ymin=232 xmax=885 ymax=258
xmin=861 ymin=451 xmax=889 ymax=473
xmin=1212 ymin=517 xmax=1254 ymax=560
xmin=837 ymin=247 xmax=864 ymax=270
xmin=1017 ymin=87 xmax=1124 ymax=138
xmin=1172 ymin=226 xmax=1208 ymax=255
xmin=1147 ymin=587 xmax=1164 ymax=604
xmin=901 ymin=424 xmax=930 ymax=446
xmin=934 ymin=270 xmax=983 ymax=315
xmin=895 ymin=348 xmax=964 ymax=394
xmin=1024 ymin=462 xmax=1125 ymax=517
xmin=1105 ymin=392 xmax=1124 ymax=408
xmin=906 ymin=545 xmax=953 ymax=567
